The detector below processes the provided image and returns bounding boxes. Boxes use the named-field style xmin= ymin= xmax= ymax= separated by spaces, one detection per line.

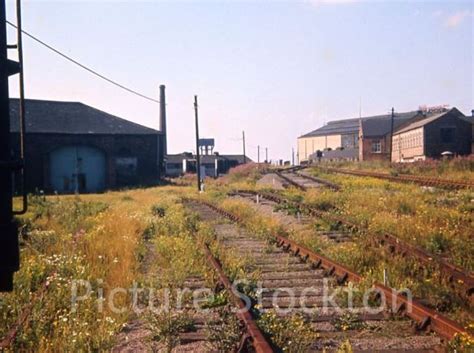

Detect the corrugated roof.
xmin=10 ymin=98 xmax=160 ymax=135
xmin=361 ymin=111 xmax=420 ymax=137
xmin=394 ymin=108 xmax=464 ymax=135
xmin=300 ymin=111 xmax=421 ymax=139
xmin=300 ymin=118 xmax=360 ymax=138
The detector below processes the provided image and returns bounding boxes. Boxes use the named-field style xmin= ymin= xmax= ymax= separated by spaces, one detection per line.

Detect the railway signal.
xmin=0 ymin=0 xmax=27 ymax=292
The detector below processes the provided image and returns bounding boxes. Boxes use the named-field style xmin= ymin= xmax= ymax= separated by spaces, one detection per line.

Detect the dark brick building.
xmin=10 ymin=99 xmax=164 ymax=193
xmin=392 ymin=108 xmax=472 ymax=162
xmin=358 ymin=111 xmax=421 ymax=161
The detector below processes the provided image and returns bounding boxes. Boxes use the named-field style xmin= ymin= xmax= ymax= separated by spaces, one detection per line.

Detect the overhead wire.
xmin=6 ymin=20 xmax=160 ymax=104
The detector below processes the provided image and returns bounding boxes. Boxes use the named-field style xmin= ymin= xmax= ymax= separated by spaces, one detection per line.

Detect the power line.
xmin=6 ymin=20 xmax=160 ymax=104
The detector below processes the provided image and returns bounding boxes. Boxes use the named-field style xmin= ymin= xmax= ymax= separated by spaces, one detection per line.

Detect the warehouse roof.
xmin=10 ymin=98 xmax=160 ymax=135
xmin=394 ymin=108 xmax=465 ymax=135
xmin=299 ymin=118 xmax=360 ymax=138
xmin=299 ymin=110 xmax=421 ymax=138
xmin=361 ymin=111 xmax=420 ymax=137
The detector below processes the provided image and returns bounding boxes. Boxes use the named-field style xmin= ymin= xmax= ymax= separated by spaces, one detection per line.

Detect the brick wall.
xmin=424 ymin=115 xmax=471 ymax=158
xmin=10 ymin=133 xmax=162 ymax=193
xmin=360 ymin=135 xmax=391 ymax=161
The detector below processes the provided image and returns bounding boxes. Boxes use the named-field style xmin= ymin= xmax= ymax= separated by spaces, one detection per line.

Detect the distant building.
xmin=359 ymin=111 xmax=420 ymax=161
xmin=299 ymin=111 xmax=419 ymax=163
xmin=298 ymin=118 xmax=360 ymax=163
xmin=166 ymin=153 xmax=251 ymax=177
xmin=391 ymin=108 xmax=472 ymax=162
xmin=10 ymin=98 xmax=165 ymax=193
xmin=299 ymin=107 xmax=473 ymax=164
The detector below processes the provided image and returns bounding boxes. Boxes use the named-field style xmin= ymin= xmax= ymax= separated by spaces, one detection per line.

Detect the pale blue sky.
xmin=6 ymin=0 xmax=473 ymax=161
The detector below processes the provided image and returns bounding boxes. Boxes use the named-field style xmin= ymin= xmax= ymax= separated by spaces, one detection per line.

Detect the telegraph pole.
xmin=242 ymin=130 xmax=246 ymax=163
xmin=292 ymin=148 xmax=295 ymax=166
xmin=159 ymin=85 xmax=167 ymax=175
xmin=194 ymin=95 xmax=202 ymax=192
xmin=265 ymin=147 xmax=268 ymax=163
xmin=257 ymin=145 xmax=260 ymax=164
xmin=389 ymin=107 xmax=395 ymax=160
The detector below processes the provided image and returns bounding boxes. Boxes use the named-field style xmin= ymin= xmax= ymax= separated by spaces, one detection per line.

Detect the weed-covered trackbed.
xmin=187 ymin=199 xmax=467 ymax=352
xmin=320 ymin=167 xmax=474 ymax=190
xmin=232 ymin=189 xmax=474 ymax=304
xmin=275 ymin=170 xmax=340 ymax=191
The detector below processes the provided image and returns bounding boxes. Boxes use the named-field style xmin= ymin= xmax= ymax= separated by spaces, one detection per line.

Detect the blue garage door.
xmin=50 ymin=146 xmax=106 ymax=193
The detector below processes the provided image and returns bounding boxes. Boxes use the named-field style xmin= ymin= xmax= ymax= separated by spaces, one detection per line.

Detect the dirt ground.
xmin=256 ymin=173 xmax=285 ymax=189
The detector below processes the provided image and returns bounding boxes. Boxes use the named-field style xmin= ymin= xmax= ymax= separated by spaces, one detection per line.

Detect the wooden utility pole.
xmin=194 ymin=95 xmax=202 ymax=192
xmin=389 ymin=107 xmax=395 ymax=160
xmin=159 ymin=85 xmax=167 ymax=175
xmin=242 ymin=130 xmax=246 ymax=163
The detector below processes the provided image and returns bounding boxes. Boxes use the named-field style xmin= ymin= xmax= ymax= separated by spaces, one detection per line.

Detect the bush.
xmin=206 ymin=306 xmax=243 ymax=351
xmin=257 ymin=310 xmax=317 ymax=353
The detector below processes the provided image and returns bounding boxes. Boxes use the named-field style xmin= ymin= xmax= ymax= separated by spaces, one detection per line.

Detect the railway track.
xmin=231 ymin=191 xmax=352 ymax=243
xmin=0 ymin=279 xmax=49 ymax=349
xmin=155 ymin=273 xmax=272 ymax=352
xmin=231 ymin=189 xmax=474 ymax=302
xmin=320 ymin=167 xmax=474 ymax=190
xmin=202 ymin=244 xmax=274 ymax=352
xmin=275 ymin=170 xmax=340 ymax=191
xmin=186 ymin=199 xmax=469 ymax=351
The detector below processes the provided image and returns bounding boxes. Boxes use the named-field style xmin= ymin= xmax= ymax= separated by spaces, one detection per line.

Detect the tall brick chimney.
xmin=159 ymin=85 xmax=167 ymax=156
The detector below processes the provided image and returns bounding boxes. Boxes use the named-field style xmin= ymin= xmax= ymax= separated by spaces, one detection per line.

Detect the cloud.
xmin=443 ymin=10 xmax=473 ymax=28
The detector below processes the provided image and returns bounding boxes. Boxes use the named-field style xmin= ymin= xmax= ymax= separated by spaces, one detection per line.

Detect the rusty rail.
xmin=273 ymin=236 xmax=467 ymax=340
xmin=322 ymin=167 xmax=474 ymax=190
xmin=201 ymin=244 xmax=275 ymax=353
xmin=275 ymin=166 xmax=305 ymax=173
xmin=275 ymin=170 xmax=340 ymax=191
xmin=0 ymin=279 xmax=49 ymax=349
xmin=192 ymin=198 xmax=469 ymax=341
xmin=233 ymin=189 xmax=474 ymax=298
xmin=274 ymin=171 xmax=306 ymax=191
xmin=294 ymin=171 xmax=341 ymax=190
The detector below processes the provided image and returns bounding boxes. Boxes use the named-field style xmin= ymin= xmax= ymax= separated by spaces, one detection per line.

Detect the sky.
xmin=6 ymin=0 xmax=474 ymax=162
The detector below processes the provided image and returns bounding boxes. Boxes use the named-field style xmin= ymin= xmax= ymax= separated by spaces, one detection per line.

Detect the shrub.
xmin=257 ymin=310 xmax=316 ymax=353
xmin=151 ymin=205 xmax=166 ymax=217
xmin=206 ymin=306 xmax=243 ymax=351
xmin=147 ymin=309 xmax=195 ymax=353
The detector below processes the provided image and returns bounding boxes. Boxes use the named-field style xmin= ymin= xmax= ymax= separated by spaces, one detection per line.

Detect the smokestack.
xmin=471 ymin=109 xmax=473 ymax=119
xmin=160 ymin=85 xmax=167 ymax=156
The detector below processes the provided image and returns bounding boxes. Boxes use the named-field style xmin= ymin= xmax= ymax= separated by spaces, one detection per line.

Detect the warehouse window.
xmin=371 ymin=140 xmax=381 ymax=153
xmin=440 ymin=128 xmax=455 ymax=143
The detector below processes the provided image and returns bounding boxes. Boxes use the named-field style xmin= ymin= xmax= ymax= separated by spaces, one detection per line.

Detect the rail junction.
xmin=184 ymin=198 xmax=468 ymax=352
